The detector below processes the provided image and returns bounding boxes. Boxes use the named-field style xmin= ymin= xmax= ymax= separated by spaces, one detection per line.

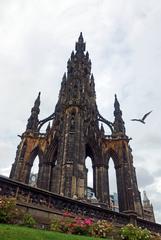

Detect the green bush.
xmin=22 ymin=213 xmax=36 ymax=227
xmin=120 ymin=224 xmax=151 ymax=240
xmin=50 ymin=218 xmax=62 ymax=232
xmin=51 ymin=214 xmax=73 ymax=233
xmin=0 ymin=197 xmax=20 ymax=223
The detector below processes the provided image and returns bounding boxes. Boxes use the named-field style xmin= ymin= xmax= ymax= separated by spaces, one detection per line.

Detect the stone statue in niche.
xmin=70 ymin=115 xmax=75 ymax=130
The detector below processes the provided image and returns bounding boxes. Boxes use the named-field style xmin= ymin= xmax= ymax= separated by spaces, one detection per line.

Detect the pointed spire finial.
xmin=101 ymin=123 xmax=105 ymax=135
xmin=26 ymin=92 xmax=41 ymax=132
xmin=143 ymin=190 xmax=149 ymax=202
xmin=75 ymin=32 xmax=86 ymax=54
xmin=143 ymin=190 xmax=151 ymax=207
xmin=113 ymin=94 xmax=126 ymax=135
xmin=91 ymin=74 xmax=94 ymax=80
xmin=86 ymin=51 xmax=89 ymax=59
xmin=62 ymin=72 xmax=66 ymax=81
xmin=34 ymin=91 xmax=41 ymax=108
xmin=79 ymin=32 xmax=84 ymax=42
xmin=71 ymin=51 xmax=74 ymax=59
xmin=46 ymin=122 xmax=50 ymax=133
xmin=114 ymin=94 xmax=120 ymax=110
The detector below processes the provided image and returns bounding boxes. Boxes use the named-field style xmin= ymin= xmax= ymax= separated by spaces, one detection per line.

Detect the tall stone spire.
xmin=26 ymin=92 xmax=40 ymax=132
xmin=143 ymin=190 xmax=150 ymax=206
xmin=113 ymin=94 xmax=126 ymax=136
xmin=143 ymin=191 xmax=155 ymax=222
xmin=67 ymin=32 xmax=91 ymax=80
xmin=100 ymin=123 xmax=105 ymax=136
xmin=90 ymin=74 xmax=96 ymax=97
xmin=75 ymin=32 xmax=86 ymax=55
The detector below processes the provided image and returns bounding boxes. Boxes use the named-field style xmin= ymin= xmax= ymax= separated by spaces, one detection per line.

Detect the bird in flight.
xmin=131 ymin=111 xmax=152 ymax=124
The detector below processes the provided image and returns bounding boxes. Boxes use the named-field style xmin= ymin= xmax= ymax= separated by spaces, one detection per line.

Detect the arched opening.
xmin=85 ymin=156 xmax=95 ymax=200
xmin=108 ymin=158 xmax=119 ymax=212
xmin=85 ymin=144 xmax=96 ymax=200
xmin=29 ymin=155 xmax=39 ymax=187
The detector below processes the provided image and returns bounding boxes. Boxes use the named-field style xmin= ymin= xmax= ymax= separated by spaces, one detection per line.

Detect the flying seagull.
xmin=131 ymin=111 xmax=152 ymax=124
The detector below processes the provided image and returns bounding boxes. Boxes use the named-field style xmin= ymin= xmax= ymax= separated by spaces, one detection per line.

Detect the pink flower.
xmin=63 ymin=211 xmax=71 ymax=217
xmin=84 ymin=218 xmax=93 ymax=225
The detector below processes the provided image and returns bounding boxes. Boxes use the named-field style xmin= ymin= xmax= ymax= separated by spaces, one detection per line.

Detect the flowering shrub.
xmin=92 ymin=219 xmax=113 ymax=238
xmin=120 ymin=224 xmax=151 ymax=240
xmin=63 ymin=211 xmax=73 ymax=217
xmin=51 ymin=212 xmax=73 ymax=233
xmin=50 ymin=213 xmax=155 ymax=239
xmin=51 ymin=212 xmax=93 ymax=236
xmin=69 ymin=217 xmax=93 ymax=235
xmin=0 ymin=197 xmax=20 ymax=223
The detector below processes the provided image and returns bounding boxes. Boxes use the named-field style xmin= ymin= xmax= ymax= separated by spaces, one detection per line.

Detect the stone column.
xmin=116 ymin=163 xmax=135 ymax=213
xmin=39 ymin=162 xmax=51 ymax=190
xmin=94 ymin=164 xmax=109 ymax=203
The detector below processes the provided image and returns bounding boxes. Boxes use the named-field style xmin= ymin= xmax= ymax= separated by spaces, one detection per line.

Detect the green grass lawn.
xmin=0 ymin=224 xmax=111 ymax=240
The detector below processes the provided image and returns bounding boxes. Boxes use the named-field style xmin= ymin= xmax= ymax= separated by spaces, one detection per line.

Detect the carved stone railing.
xmin=137 ymin=217 xmax=161 ymax=233
xmin=0 ymin=175 xmax=161 ymax=233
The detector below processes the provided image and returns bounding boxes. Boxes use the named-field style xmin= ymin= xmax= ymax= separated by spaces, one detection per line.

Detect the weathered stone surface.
xmin=0 ymin=176 xmax=160 ymax=232
xmin=10 ymin=33 xmax=153 ymax=221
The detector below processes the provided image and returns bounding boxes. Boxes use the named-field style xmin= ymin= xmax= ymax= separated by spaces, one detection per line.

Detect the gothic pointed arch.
xmin=105 ymin=148 xmax=120 ymax=169
xmin=24 ymin=145 xmax=44 ymax=185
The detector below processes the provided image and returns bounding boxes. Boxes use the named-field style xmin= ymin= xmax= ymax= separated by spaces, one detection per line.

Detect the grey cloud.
xmin=0 ymin=0 xmax=161 ymax=223
xmin=136 ymin=167 xmax=154 ymax=188
xmin=153 ymin=169 xmax=161 ymax=178
xmin=136 ymin=133 xmax=161 ymax=150
xmin=0 ymin=140 xmax=15 ymax=176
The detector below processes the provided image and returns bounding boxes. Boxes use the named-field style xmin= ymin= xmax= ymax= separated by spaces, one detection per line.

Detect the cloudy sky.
xmin=0 ymin=0 xmax=161 ymax=223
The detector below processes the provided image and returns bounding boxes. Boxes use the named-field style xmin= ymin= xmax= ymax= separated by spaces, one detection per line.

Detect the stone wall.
xmin=0 ymin=175 xmax=161 ymax=233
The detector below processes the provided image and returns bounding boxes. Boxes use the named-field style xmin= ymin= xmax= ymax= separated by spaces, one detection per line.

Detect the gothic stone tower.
xmin=10 ymin=33 xmax=143 ymax=217
xmin=143 ymin=191 xmax=155 ymax=222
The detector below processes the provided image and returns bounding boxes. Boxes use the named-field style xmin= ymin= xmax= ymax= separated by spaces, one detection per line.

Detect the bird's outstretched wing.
xmin=142 ymin=111 xmax=152 ymax=121
xmin=131 ymin=119 xmax=142 ymax=122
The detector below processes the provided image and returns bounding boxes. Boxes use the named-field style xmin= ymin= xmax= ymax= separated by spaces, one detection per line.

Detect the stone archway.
xmin=25 ymin=146 xmax=44 ymax=187
xmin=104 ymin=141 xmax=136 ymax=213
xmin=85 ymin=144 xmax=95 ymax=198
